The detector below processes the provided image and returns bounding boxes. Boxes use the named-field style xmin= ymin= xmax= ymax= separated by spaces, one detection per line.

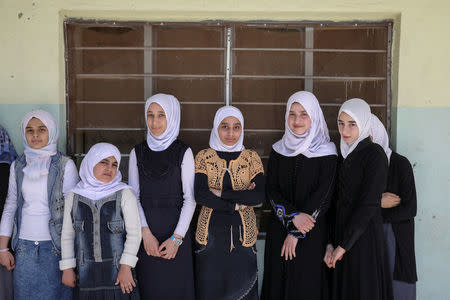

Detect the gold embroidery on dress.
xmin=239 ymin=207 xmax=258 ymax=247
xmin=194 ymin=148 xmax=264 ymax=247
xmin=195 ymin=206 xmax=212 ymax=245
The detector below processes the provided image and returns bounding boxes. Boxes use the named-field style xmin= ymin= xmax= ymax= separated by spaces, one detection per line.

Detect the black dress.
xmin=134 ymin=140 xmax=195 ymax=300
xmin=331 ymin=137 xmax=393 ymax=300
xmin=0 ymin=163 xmax=10 ymax=215
xmin=261 ymin=150 xmax=337 ymax=300
xmin=0 ymin=163 xmax=13 ymax=300
xmin=382 ymin=151 xmax=417 ymax=299
xmin=194 ymin=151 xmax=265 ymax=300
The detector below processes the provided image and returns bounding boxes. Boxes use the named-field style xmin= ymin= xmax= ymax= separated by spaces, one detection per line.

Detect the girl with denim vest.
xmin=60 ymin=143 xmax=142 ymax=299
xmin=0 ymin=110 xmax=79 ymax=300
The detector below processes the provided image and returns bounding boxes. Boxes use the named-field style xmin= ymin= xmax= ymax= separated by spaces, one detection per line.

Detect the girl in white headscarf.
xmin=370 ymin=114 xmax=418 ymax=300
xmin=370 ymin=114 xmax=392 ymax=163
xmin=60 ymin=143 xmax=141 ymax=299
xmin=0 ymin=110 xmax=79 ymax=300
xmin=261 ymin=91 xmax=338 ymax=300
xmin=194 ymin=106 xmax=265 ymax=300
xmin=128 ymin=94 xmax=196 ymax=300
xmin=324 ymin=99 xmax=393 ymax=300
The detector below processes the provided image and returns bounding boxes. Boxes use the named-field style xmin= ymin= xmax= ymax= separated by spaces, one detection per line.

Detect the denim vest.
xmin=71 ymin=191 xmax=125 ymax=289
xmin=12 ymin=152 xmax=69 ymax=251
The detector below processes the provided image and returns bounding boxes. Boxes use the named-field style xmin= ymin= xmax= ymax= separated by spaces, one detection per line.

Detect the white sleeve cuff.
xmin=59 ymin=258 xmax=76 ymax=270
xmin=120 ymin=253 xmax=139 ymax=268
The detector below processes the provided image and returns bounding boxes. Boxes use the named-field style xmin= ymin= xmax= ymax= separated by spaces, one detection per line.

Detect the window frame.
xmin=64 ymin=20 xmax=393 ymax=235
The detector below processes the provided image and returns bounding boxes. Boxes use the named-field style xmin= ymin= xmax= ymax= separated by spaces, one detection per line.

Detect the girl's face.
xmin=147 ymin=102 xmax=167 ymax=137
xmin=218 ymin=116 xmax=242 ymax=146
xmin=338 ymin=112 xmax=359 ymax=145
xmin=93 ymin=156 xmax=118 ymax=183
xmin=288 ymin=102 xmax=311 ymax=135
xmin=25 ymin=117 xmax=49 ymax=149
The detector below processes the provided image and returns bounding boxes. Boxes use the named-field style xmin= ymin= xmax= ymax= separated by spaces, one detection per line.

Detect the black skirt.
xmin=136 ymin=207 xmax=195 ymax=300
xmin=195 ymin=212 xmax=258 ymax=300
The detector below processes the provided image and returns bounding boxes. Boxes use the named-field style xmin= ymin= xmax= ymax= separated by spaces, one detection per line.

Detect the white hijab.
xmin=338 ymin=98 xmax=372 ymax=159
xmin=370 ymin=113 xmax=392 ymax=164
xmin=145 ymin=93 xmax=180 ymax=151
xmin=71 ymin=143 xmax=130 ymax=201
xmin=273 ymin=91 xmax=337 ymax=158
xmin=21 ymin=110 xmax=59 ymax=180
xmin=209 ymin=106 xmax=245 ymax=152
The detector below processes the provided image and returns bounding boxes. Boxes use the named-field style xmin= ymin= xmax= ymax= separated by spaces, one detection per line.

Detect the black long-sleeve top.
xmin=382 ymin=151 xmax=418 ymax=283
xmin=331 ymin=138 xmax=393 ymax=300
xmin=0 ymin=163 xmax=10 ymax=217
xmin=194 ymin=151 xmax=265 ymax=214
xmin=266 ymin=150 xmax=337 ymax=237
xmin=334 ymin=137 xmax=388 ymax=251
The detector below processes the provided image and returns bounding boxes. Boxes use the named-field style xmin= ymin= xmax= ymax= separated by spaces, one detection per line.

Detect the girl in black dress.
xmin=129 ymin=94 xmax=196 ymax=300
xmin=370 ymin=114 xmax=417 ymax=299
xmin=261 ymin=91 xmax=337 ymax=300
xmin=194 ymin=106 xmax=265 ymax=300
xmin=324 ymin=98 xmax=393 ymax=300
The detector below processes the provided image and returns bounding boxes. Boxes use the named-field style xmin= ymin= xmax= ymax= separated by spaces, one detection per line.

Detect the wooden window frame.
xmin=64 ymin=20 xmax=393 ymax=235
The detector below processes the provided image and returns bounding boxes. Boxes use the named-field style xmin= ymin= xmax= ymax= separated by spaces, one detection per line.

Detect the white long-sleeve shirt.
xmin=0 ymin=160 xmax=79 ymax=240
xmin=128 ymin=147 xmax=196 ymax=238
xmin=59 ymin=188 xmax=142 ymax=270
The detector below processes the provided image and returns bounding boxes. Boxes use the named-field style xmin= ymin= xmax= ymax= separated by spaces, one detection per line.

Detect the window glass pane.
xmin=314 ymin=52 xmax=387 ymax=77
xmin=67 ymin=24 xmax=144 ymax=47
xmin=153 ymin=50 xmax=224 ymax=75
xmin=234 ymin=27 xmax=305 ymax=49
xmin=180 ymin=104 xmax=223 ymax=129
xmin=313 ymin=80 xmax=347 ymax=103
xmin=232 ymin=79 xmax=304 ymax=103
xmin=71 ymin=78 xmax=144 ymax=101
xmin=70 ymin=49 xmax=144 ymax=74
xmin=71 ymin=103 xmax=144 ymax=129
xmin=234 ymin=51 xmax=304 ymax=76
xmin=153 ymin=26 xmax=224 ymax=48
xmin=346 ymin=80 xmax=387 ymax=105
xmin=72 ymin=130 xmax=144 ymax=155
xmin=153 ymin=78 xmax=224 ymax=102
xmin=313 ymin=80 xmax=387 ymax=105
xmin=314 ymin=27 xmax=387 ymax=50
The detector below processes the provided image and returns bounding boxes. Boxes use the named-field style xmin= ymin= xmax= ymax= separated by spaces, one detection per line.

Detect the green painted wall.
xmin=395 ymin=107 xmax=450 ymax=298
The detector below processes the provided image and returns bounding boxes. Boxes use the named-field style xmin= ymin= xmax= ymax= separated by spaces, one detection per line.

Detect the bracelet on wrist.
xmin=170 ymin=235 xmax=183 ymax=246
xmin=0 ymin=248 xmax=9 ymax=253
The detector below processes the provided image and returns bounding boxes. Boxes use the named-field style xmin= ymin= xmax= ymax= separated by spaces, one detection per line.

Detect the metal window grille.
xmin=65 ymin=20 xmax=393 ymax=232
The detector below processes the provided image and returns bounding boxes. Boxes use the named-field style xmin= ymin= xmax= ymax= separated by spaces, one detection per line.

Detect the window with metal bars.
xmin=65 ymin=21 xmax=392 ymax=232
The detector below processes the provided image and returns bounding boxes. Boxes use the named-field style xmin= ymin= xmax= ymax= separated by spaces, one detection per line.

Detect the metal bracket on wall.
xmin=225 ymin=27 xmax=232 ymax=106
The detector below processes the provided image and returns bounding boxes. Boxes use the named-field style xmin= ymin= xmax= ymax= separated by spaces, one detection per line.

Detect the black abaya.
xmin=331 ymin=137 xmax=393 ymax=300
xmin=261 ymin=150 xmax=337 ymax=300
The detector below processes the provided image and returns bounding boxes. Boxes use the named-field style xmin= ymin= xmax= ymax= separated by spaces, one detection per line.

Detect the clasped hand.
xmin=142 ymin=227 xmax=181 ymax=260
